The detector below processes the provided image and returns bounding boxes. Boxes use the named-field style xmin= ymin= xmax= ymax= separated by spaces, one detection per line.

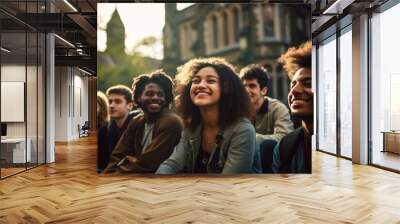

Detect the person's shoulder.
xmin=281 ymin=127 xmax=304 ymax=141
xmin=124 ymin=110 xmax=141 ymax=126
xmin=231 ymin=118 xmax=255 ymax=132
xmin=268 ymin=97 xmax=287 ymax=108
xmin=267 ymin=97 xmax=290 ymax=115
xmin=160 ymin=109 xmax=182 ymax=122
xmin=98 ymin=123 xmax=108 ymax=134
xmin=128 ymin=109 xmax=142 ymax=119
xmin=158 ymin=109 xmax=183 ymax=128
xmin=131 ymin=112 xmax=144 ymax=122
xmin=126 ymin=112 xmax=144 ymax=127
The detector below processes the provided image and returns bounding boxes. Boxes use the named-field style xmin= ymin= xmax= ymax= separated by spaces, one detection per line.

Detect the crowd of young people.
xmin=97 ymin=41 xmax=312 ymax=174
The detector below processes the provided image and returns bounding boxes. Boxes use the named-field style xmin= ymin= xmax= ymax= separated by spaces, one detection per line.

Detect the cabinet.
xmin=382 ymin=131 xmax=400 ymax=154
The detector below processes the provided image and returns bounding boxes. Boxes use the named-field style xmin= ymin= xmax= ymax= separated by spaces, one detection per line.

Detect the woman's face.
xmin=190 ymin=66 xmax=221 ymax=108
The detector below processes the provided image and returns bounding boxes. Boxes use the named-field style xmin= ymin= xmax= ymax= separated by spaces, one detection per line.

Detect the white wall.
xmin=54 ymin=66 xmax=69 ymax=141
xmin=1 ymin=64 xmax=46 ymax=164
xmin=54 ymin=67 xmax=89 ymax=141
xmin=1 ymin=65 xmax=31 ymax=137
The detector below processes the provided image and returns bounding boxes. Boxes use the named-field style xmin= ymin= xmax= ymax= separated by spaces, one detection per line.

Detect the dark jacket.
xmin=97 ymin=111 xmax=137 ymax=172
xmin=156 ymin=118 xmax=262 ymax=174
xmin=103 ymin=108 xmax=183 ymax=173
xmin=97 ymin=123 xmax=109 ymax=173
xmin=272 ymin=127 xmax=312 ymax=173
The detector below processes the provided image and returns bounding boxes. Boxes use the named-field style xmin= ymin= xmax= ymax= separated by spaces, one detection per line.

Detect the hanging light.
xmin=54 ymin=34 xmax=75 ymax=48
xmin=1 ymin=47 xmax=11 ymax=53
xmin=63 ymin=0 xmax=78 ymax=12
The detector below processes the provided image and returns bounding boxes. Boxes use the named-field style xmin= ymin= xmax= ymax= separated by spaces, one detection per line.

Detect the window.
xmin=212 ymin=15 xmax=219 ymax=49
xmin=317 ymin=35 xmax=337 ymax=155
xmin=264 ymin=64 xmax=274 ymax=98
xmin=277 ymin=75 xmax=284 ymax=102
xmin=339 ymin=26 xmax=352 ymax=158
xmin=0 ymin=2 xmax=46 ymax=179
xmin=180 ymin=24 xmax=189 ymax=59
xmin=222 ymin=12 xmax=229 ymax=46
xmin=232 ymin=7 xmax=240 ymax=43
xmin=370 ymin=2 xmax=400 ymax=171
xmin=180 ymin=23 xmax=193 ymax=60
xmin=276 ymin=65 xmax=288 ymax=104
xmin=262 ymin=4 xmax=275 ymax=39
xmin=280 ymin=10 xmax=288 ymax=42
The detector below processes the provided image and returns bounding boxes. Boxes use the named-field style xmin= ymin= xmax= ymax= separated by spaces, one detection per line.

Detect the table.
xmin=381 ymin=131 xmax=400 ymax=154
xmin=1 ymin=138 xmax=32 ymax=163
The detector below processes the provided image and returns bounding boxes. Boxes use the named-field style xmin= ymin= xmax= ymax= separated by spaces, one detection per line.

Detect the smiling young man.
xmin=97 ymin=85 xmax=136 ymax=172
xmin=240 ymin=64 xmax=294 ymax=145
xmin=103 ymin=70 xmax=183 ymax=173
xmin=272 ymin=41 xmax=312 ymax=173
xmin=240 ymin=64 xmax=294 ymax=173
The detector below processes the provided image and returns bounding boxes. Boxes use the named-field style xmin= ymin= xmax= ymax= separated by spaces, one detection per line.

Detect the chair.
xmin=79 ymin=121 xmax=90 ymax=138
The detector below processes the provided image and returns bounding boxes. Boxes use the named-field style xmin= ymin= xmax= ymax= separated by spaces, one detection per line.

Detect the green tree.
xmin=98 ymin=9 xmax=160 ymax=93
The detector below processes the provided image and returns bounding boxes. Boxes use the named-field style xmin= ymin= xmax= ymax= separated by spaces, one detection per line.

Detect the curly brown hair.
xmin=175 ymin=57 xmax=252 ymax=130
xmin=278 ymin=41 xmax=311 ymax=79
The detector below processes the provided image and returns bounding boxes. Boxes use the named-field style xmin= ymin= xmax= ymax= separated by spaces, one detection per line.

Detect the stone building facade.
xmin=162 ymin=3 xmax=311 ymax=103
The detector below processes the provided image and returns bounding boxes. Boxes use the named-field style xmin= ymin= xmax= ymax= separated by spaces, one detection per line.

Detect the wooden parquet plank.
xmin=1 ymin=134 xmax=400 ymax=223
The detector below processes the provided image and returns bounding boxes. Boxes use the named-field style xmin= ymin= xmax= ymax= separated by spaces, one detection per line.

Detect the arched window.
xmin=262 ymin=4 xmax=275 ymax=38
xmin=280 ymin=9 xmax=288 ymax=42
xmin=232 ymin=7 xmax=240 ymax=43
xmin=276 ymin=65 xmax=286 ymax=102
xmin=212 ymin=15 xmax=218 ymax=49
xmin=264 ymin=64 xmax=274 ymax=97
xmin=180 ymin=24 xmax=192 ymax=59
xmin=222 ymin=12 xmax=229 ymax=46
xmin=164 ymin=25 xmax=171 ymax=49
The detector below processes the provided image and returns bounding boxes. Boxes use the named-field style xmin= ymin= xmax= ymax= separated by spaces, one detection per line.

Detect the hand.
xmin=126 ymin=155 xmax=137 ymax=163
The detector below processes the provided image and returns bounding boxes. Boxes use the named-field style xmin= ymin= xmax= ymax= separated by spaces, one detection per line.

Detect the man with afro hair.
xmin=272 ymin=41 xmax=313 ymax=173
xmin=104 ymin=70 xmax=183 ymax=173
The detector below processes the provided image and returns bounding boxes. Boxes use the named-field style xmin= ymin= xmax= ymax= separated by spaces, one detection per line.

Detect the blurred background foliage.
xmin=97 ymin=9 xmax=160 ymax=93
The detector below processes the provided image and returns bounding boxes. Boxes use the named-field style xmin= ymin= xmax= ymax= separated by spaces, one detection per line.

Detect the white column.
xmin=46 ymin=33 xmax=55 ymax=163
xmin=312 ymin=45 xmax=317 ymax=150
xmin=45 ymin=1 xmax=55 ymax=163
xmin=352 ymin=14 xmax=369 ymax=164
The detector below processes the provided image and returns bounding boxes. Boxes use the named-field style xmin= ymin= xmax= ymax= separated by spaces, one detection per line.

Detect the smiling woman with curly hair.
xmin=157 ymin=57 xmax=261 ymax=174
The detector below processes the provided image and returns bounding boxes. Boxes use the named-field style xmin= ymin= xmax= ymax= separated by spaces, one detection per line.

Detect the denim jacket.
xmin=156 ymin=118 xmax=262 ymax=174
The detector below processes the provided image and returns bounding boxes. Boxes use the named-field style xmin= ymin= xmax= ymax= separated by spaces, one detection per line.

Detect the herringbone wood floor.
xmin=1 ymin=134 xmax=400 ymax=223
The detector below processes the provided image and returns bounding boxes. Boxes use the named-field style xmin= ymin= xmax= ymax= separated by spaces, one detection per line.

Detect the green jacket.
xmin=156 ymin=118 xmax=262 ymax=174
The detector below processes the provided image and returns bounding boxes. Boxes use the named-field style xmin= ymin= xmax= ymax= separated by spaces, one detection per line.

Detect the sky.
xmin=97 ymin=3 xmax=194 ymax=60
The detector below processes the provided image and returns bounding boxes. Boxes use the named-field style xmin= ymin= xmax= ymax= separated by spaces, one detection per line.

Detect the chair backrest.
xmin=82 ymin=121 xmax=90 ymax=129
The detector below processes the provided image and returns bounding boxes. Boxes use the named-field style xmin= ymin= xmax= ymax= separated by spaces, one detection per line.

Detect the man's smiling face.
xmin=288 ymin=67 xmax=313 ymax=119
xmin=138 ymin=83 xmax=166 ymax=114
